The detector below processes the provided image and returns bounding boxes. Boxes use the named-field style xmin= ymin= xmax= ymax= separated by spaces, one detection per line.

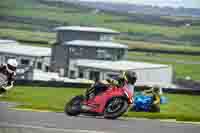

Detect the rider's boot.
xmin=0 ymin=88 xmax=6 ymax=97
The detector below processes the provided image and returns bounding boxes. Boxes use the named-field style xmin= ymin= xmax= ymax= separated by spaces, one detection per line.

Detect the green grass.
xmin=161 ymin=15 xmax=200 ymax=21
xmin=118 ymin=40 xmax=200 ymax=52
xmin=0 ymin=86 xmax=200 ymax=122
xmin=1 ymin=0 xmax=200 ymax=46
xmin=1 ymin=9 xmax=120 ymax=25
xmin=0 ymin=21 xmax=50 ymax=31
xmin=126 ymin=93 xmax=200 ymax=122
xmin=102 ymin=22 xmax=200 ymax=39
xmin=128 ymin=51 xmax=200 ymax=62
xmin=0 ymin=0 xmax=125 ymax=26
xmin=0 ymin=28 xmax=55 ymax=44
xmin=128 ymin=52 xmax=200 ymax=80
xmin=20 ymin=42 xmax=52 ymax=47
xmin=0 ymin=86 xmax=85 ymax=112
xmin=125 ymin=112 xmax=200 ymax=122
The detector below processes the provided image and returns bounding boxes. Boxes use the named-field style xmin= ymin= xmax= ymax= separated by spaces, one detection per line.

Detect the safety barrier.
xmin=15 ymin=79 xmax=200 ymax=95
xmin=15 ymin=80 xmax=92 ymax=89
xmin=128 ymin=48 xmax=200 ymax=56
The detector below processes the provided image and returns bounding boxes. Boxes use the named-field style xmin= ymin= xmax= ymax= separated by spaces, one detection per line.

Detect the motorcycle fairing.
xmin=83 ymin=86 xmax=133 ymax=113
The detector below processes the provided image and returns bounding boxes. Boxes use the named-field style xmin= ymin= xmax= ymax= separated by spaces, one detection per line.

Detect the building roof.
xmin=75 ymin=59 xmax=169 ymax=71
xmin=54 ymin=26 xmax=120 ymax=34
xmin=64 ymin=40 xmax=128 ymax=49
xmin=0 ymin=40 xmax=51 ymax=57
xmin=0 ymin=39 xmax=18 ymax=45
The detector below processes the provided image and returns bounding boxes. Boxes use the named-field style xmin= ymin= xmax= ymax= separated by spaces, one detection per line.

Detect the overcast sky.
xmin=80 ymin=0 xmax=200 ymax=9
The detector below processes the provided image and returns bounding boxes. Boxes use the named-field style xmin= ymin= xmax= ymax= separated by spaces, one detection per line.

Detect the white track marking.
xmin=0 ymin=122 xmax=111 ymax=133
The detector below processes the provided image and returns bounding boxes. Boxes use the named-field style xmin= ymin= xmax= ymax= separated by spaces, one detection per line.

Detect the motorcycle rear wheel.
xmin=64 ymin=95 xmax=84 ymax=116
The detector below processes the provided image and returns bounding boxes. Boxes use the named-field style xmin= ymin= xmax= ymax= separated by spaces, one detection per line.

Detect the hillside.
xmin=75 ymin=1 xmax=200 ymax=17
xmin=0 ymin=0 xmax=200 ymax=48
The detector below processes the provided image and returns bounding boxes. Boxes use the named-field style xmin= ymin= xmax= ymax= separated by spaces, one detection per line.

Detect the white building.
xmin=0 ymin=39 xmax=53 ymax=80
xmin=73 ymin=59 xmax=173 ymax=87
xmin=51 ymin=26 xmax=174 ymax=87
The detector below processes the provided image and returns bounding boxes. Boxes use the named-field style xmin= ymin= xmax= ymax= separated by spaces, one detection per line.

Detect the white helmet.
xmin=6 ymin=58 xmax=18 ymax=73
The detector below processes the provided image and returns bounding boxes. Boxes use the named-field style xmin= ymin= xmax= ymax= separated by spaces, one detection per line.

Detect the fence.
xmin=174 ymin=78 xmax=200 ymax=91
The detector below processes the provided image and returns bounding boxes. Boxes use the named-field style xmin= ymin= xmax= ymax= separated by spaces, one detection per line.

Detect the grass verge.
xmin=124 ymin=112 xmax=200 ymax=122
xmin=0 ymin=28 xmax=55 ymax=44
xmin=0 ymin=86 xmax=84 ymax=112
xmin=118 ymin=40 xmax=200 ymax=53
xmin=0 ymin=86 xmax=200 ymax=122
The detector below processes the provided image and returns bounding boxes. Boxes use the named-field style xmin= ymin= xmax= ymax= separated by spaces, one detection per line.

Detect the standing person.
xmin=0 ymin=59 xmax=18 ymax=96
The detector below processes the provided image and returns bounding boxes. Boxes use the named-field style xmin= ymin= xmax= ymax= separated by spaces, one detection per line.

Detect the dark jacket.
xmin=0 ymin=64 xmax=15 ymax=86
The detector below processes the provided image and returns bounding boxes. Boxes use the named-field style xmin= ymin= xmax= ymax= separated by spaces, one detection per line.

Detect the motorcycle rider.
xmin=0 ymin=58 xmax=18 ymax=95
xmin=87 ymin=71 xmax=137 ymax=99
xmin=143 ymin=85 xmax=161 ymax=112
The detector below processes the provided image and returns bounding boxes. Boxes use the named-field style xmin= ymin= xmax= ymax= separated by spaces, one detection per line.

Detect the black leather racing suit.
xmin=0 ymin=64 xmax=15 ymax=94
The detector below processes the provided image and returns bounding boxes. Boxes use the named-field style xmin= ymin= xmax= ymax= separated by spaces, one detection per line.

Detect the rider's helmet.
xmin=123 ymin=71 xmax=137 ymax=85
xmin=6 ymin=58 xmax=18 ymax=74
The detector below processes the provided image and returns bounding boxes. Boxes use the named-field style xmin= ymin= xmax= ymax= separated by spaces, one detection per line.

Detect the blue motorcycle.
xmin=132 ymin=94 xmax=167 ymax=112
xmin=133 ymin=95 xmax=154 ymax=112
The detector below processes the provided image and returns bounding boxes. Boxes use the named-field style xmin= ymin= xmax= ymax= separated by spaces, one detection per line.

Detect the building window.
xmin=37 ymin=62 xmax=42 ymax=70
xmin=89 ymin=71 xmax=100 ymax=81
xmin=104 ymin=53 xmax=112 ymax=60
xmin=45 ymin=66 xmax=49 ymax=72
xmin=100 ymin=35 xmax=113 ymax=41
xmin=116 ymin=49 xmax=125 ymax=60
xmin=107 ymin=73 xmax=120 ymax=79
xmin=69 ymin=47 xmax=76 ymax=53
xmin=96 ymin=49 xmax=112 ymax=60
xmin=5 ymin=56 xmax=16 ymax=62
xmin=70 ymin=70 xmax=76 ymax=79
xmin=21 ymin=59 xmax=30 ymax=65
xmin=79 ymin=71 xmax=84 ymax=78
xmin=96 ymin=49 xmax=106 ymax=59
xmin=69 ymin=47 xmax=83 ymax=57
xmin=0 ymin=55 xmax=3 ymax=64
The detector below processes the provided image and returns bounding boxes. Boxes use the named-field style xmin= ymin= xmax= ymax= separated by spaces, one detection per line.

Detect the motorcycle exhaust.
xmin=81 ymin=105 xmax=93 ymax=111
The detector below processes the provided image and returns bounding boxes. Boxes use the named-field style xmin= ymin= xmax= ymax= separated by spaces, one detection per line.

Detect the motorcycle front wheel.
xmin=104 ymin=97 xmax=129 ymax=119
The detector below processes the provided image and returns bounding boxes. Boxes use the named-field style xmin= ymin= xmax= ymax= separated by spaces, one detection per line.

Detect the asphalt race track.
xmin=0 ymin=102 xmax=200 ymax=133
